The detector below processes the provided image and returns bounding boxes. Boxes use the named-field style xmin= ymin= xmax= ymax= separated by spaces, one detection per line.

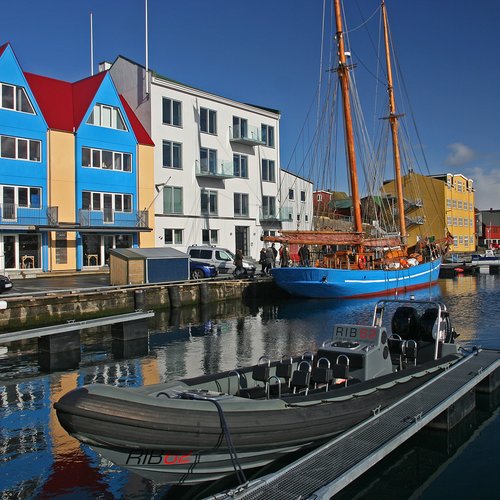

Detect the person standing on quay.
xmin=234 ymin=248 xmax=243 ymax=275
xmin=265 ymin=246 xmax=274 ymax=275
xmin=259 ymin=247 xmax=267 ymax=275
xmin=280 ymin=245 xmax=290 ymax=267
xmin=271 ymin=243 xmax=278 ymax=267
xmin=298 ymin=244 xmax=310 ymax=267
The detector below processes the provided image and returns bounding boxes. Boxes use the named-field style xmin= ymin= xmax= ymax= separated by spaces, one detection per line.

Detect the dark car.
xmin=0 ymin=274 xmax=13 ymax=293
xmin=189 ymin=261 xmax=217 ymax=280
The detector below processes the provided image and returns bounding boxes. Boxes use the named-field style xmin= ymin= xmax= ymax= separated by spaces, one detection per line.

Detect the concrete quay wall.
xmin=0 ymin=279 xmax=277 ymax=333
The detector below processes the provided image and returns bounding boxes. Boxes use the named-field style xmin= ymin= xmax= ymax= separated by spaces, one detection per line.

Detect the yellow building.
xmin=382 ymin=172 xmax=475 ymax=253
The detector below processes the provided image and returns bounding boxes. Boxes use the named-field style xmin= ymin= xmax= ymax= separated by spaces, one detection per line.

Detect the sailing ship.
xmin=267 ymin=0 xmax=451 ymax=299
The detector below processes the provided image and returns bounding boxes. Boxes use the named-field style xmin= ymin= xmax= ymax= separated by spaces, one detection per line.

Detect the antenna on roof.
xmin=90 ymin=12 xmax=94 ymax=76
xmin=145 ymin=0 xmax=150 ymax=96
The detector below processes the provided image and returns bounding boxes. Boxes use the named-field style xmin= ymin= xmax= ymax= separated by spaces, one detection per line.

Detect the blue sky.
xmin=2 ymin=0 xmax=500 ymax=209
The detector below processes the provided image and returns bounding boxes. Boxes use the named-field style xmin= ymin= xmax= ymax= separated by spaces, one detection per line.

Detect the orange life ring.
xmin=358 ymin=255 xmax=366 ymax=269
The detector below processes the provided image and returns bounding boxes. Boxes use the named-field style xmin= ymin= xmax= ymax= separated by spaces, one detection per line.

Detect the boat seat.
xmin=311 ymin=357 xmax=333 ymax=391
xmin=290 ymin=361 xmax=312 ymax=395
xmin=275 ymin=356 xmax=293 ymax=387
xmin=332 ymin=354 xmax=350 ymax=387
xmin=391 ymin=306 xmax=420 ymax=340
xmin=403 ymin=340 xmax=417 ymax=366
xmin=252 ymin=356 xmax=270 ymax=383
xmin=388 ymin=334 xmax=405 ymax=370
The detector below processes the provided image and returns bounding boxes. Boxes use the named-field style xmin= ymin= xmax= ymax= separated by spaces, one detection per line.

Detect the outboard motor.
xmin=391 ymin=307 xmax=420 ymax=340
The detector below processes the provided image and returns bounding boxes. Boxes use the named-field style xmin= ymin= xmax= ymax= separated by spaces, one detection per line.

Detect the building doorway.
xmin=235 ymin=226 xmax=249 ymax=256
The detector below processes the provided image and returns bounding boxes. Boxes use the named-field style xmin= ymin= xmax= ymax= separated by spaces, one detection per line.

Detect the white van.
xmin=187 ymin=246 xmax=256 ymax=276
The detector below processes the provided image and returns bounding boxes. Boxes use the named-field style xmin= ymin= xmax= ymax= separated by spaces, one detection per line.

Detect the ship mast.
xmin=334 ymin=0 xmax=363 ymax=234
xmin=382 ymin=0 xmax=407 ymax=245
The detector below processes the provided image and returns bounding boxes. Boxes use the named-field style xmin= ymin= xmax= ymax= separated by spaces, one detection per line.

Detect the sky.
xmin=2 ymin=0 xmax=500 ymax=210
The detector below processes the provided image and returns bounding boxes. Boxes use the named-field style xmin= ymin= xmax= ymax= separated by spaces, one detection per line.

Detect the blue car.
xmin=189 ymin=261 xmax=217 ymax=279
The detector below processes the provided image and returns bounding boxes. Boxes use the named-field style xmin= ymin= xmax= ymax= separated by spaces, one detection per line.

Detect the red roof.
xmin=119 ymin=95 xmax=154 ymax=146
xmin=25 ymin=71 xmax=153 ymax=146
xmin=0 ymin=42 xmax=8 ymax=57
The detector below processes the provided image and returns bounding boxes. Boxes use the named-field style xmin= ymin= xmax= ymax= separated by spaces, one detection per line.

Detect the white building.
xmin=107 ymin=57 xmax=313 ymax=260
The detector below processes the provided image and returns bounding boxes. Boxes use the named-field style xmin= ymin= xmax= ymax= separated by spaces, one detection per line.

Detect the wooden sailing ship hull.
xmin=271 ymin=258 xmax=441 ymax=298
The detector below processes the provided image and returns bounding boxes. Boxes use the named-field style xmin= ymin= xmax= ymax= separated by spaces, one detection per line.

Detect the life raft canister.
xmin=358 ymin=255 xmax=367 ymax=269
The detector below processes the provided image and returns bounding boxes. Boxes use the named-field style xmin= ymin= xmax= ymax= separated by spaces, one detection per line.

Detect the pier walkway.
xmin=212 ymin=348 xmax=500 ymax=500
xmin=0 ymin=311 xmax=154 ymax=344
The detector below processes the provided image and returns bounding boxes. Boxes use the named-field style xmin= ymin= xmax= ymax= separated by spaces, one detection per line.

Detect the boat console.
xmin=317 ymin=323 xmax=392 ymax=382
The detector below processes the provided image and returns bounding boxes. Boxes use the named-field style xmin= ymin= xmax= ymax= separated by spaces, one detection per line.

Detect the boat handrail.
xmin=227 ymin=370 xmax=241 ymax=395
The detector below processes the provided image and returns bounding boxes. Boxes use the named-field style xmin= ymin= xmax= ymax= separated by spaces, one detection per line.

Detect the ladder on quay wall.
xmin=0 ymin=311 xmax=154 ymax=344
xmin=212 ymin=348 xmax=500 ymax=500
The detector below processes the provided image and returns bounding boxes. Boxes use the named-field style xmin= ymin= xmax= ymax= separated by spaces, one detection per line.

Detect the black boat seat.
xmin=252 ymin=356 xmax=270 ymax=388
xmin=403 ymin=340 xmax=417 ymax=366
xmin=391 ymin=306 xmax=420 ymax=340
xmin=388 ymin=334 xmax=405 ymax=370
xmin=311 ymin=357 xmax=333 ymax=391
xmin=290 ymin=361 xmax=312 ymax=395
xmin=276 ymin=356 xmax=293 ymax=386
xmin=332 ymin=354 xmax=349 ymax=387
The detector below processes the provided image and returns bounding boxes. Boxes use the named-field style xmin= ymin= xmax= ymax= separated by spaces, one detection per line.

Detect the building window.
xmin=470 ymin=218 xmax=473 ymax=227
xmin=457 ymin=181 xmax=463 ymax=192
xmin=262 ymin=196 xmax=276 ymax=218
xmin=263 ymin=230 xmax=276 ymax=237
xmin=262 ymin=159 xmax=275 ymax=182
xmin=261 ymin=124 xmax=275 ymax=147
xmin=87 ymin=104 xmax=126 ymax=130
xmin=1 ymin=83 xmax=35 ymax=114
xmin=201 ymin=189 xmax=218 ymax=215
xmin=452 ymin=200 xmax=457 ymax=208
xmin=305 ymin=215 xmax=309 ymax=222
xmin=446 ymin=199 xmax=451 ymax=209
xmin=233 ymin=154 xmax=248 ymax=178
xmin=1 ymin=186 xmax=41 ymax=218
xmin=470 ymin=203 xmax=473 ymax=211
xmin=453 ymin=236 xmax=458 ymax=246
xmin=81 ymin=191 xmax=132 ymax=213
xmin=458 ymin=217 xmax=462 ymax=226
xmin=163 ymin=186 xmax=183 ymax=214
xmin=200 ymin=148 xmax=217 ymax=174
xmin=289 ymin=189 xmax=294 ymax=200
xmin=464 ymin=238 xmax=469 ymax=247
xmin=453 ymin=217 xmax=457 ymax=226
xmin=162 ymin=141 xmax=182 ymax=169
xmin=232 ymin=116 xmax=247 ymax=139
xmin=1 ymin=135 xmax=41 ymax=161
xmin=300 ymin=191 xmax=306 ymax=202
xmin=162 ymin=97 xmax=182 ymax=126
xmin=458 ymin=200 xmax=462 ymax=209
xmin=82 ymin=147 xmax=131 ymax=171
xmin=447 ymin=216 xmax=452 ymax=226
xmin=288 ymin=211 xmax=293 ymax=221
xmin=234 ymin=193 xmax=249 ymax=217
xmin=464 ymin=218 xmax=468 ymax=227
xmin=164 ymin=228 xmax=183 ymax=245
xmin=459 ymin=235 xmax=464 ymax=244
xmin=297 ymin=214 xmax=301 ymax=221
xmin=202 ymin=229 xmax=218 ymax=245
xmin=200 ymin=107 xmax=216 ymax=134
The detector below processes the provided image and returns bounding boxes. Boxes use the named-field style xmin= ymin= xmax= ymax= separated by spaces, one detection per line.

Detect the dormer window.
xmin=87 ymin=104 xmax=127 ymax=131
xmin=1 ymin=83 xmax=35 ymax=114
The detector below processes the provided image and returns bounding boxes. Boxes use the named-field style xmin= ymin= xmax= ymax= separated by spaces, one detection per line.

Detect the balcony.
xmin=403 ymin=198 xmax=423 ymax=212
xmin=195 ymin=159 xmax=235 ymax=179
xmin=405 ymin=215 xmax=425 ymax=228
xmin=230 ymin=125 xmax=265 ymax=146
xmin=79 ymin=208 xmax=149 ymax=228
xmin=0 ymin=204 xmax=58 ymax=226
xmin=260 ymin=206 xmax=293 ymax=222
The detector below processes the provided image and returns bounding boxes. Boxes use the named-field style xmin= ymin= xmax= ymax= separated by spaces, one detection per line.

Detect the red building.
xmin=480 ymin=209 xmax=500 ymax=249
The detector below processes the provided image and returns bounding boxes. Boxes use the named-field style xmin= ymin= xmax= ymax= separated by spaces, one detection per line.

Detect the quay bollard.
xmin=134 ymin=289 xmax=145 ymax=310
xmin=199 ymin=282 xmax=209 ymax=304
xmin=169 ymin=285 xmax=181 ymax=308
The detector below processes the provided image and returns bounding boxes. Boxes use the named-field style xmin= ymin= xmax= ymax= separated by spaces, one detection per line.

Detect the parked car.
xmin=187 ymin=246 xmax=256 ymax=276
xmin=189 ymin=260 xmax=217 ymax=280
xmin=0 ymin=274 xmax=13 ymax=293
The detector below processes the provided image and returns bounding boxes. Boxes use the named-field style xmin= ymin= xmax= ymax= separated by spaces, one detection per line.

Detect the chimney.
xmin=98 ymin=61 xmax=112 ymax=73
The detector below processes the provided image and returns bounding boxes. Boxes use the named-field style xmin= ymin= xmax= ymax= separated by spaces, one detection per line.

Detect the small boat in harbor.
xmin=471 ymin=249 xmax=500 ymax=266
xmin=55 ymin=297 xmax=461 ymax=485
xmin=266 ymin=0 xmax=452 ymax=299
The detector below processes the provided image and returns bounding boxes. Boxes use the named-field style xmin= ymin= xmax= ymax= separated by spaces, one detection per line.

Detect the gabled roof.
xmin=119 ymin=95 xmax=154 ymax=146
xmin=25 ymin=71 xmax=106 ymax=132
xmin=24 ymin=71 xmax=153 ymax=146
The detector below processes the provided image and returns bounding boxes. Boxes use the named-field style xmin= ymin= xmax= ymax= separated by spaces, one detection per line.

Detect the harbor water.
xmin=1 ymin=274 xmax=499 ymax=499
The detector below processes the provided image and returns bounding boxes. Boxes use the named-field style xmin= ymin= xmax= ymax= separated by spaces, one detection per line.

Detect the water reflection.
xmin=0 ymin=277 xmax=498 ymax=498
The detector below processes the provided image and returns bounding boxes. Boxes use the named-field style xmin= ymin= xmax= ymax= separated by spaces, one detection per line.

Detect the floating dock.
xmin=212 ymin=348 xmax=500 ymax=500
